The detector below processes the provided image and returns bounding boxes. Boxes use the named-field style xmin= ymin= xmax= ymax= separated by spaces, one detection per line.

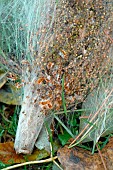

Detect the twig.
xmin=1 ymin=156 xmax=58 ymax=170
xmin=96 ymin=144 xmax=107 ymax=170
xmin=53 ymin=160 xmax=63 ymax=170
xmin=79 ymin=114 xmax=92 ymax=119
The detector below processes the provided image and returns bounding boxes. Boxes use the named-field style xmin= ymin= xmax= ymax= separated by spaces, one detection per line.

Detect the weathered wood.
xmin=14 ymin=0 xmax=56 ymax=154
xmin=14 ymin=81 xmax=45 ymax=154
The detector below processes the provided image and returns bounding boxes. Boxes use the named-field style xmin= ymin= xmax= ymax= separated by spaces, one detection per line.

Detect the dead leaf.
xmin=80 ymin=78 xmax=113 ymax=143
xmin=57 ymin=137 xmax=113 ymax=170
xmin=27 ymin=149 xmax=49 ymax=161
xmin=0 ymin=83 xmax=22 ymax=105
xmin=0 ymin=141 xmax=50 ymax=164
xmin=0 ymin=142 xmax=25 ymax=164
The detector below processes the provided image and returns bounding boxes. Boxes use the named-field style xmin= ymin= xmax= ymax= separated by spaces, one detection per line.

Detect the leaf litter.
xmin=0 ymin=0 xmax=113 ymax=169
xmin=57 ymin=137 xmax=113 ymax=170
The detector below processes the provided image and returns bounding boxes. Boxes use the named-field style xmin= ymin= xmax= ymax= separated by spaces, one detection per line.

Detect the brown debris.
xmin=35 ymin=0 xmax=113 ymax=113
xmin=57 ymin=137 xmax=113 ymax=170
